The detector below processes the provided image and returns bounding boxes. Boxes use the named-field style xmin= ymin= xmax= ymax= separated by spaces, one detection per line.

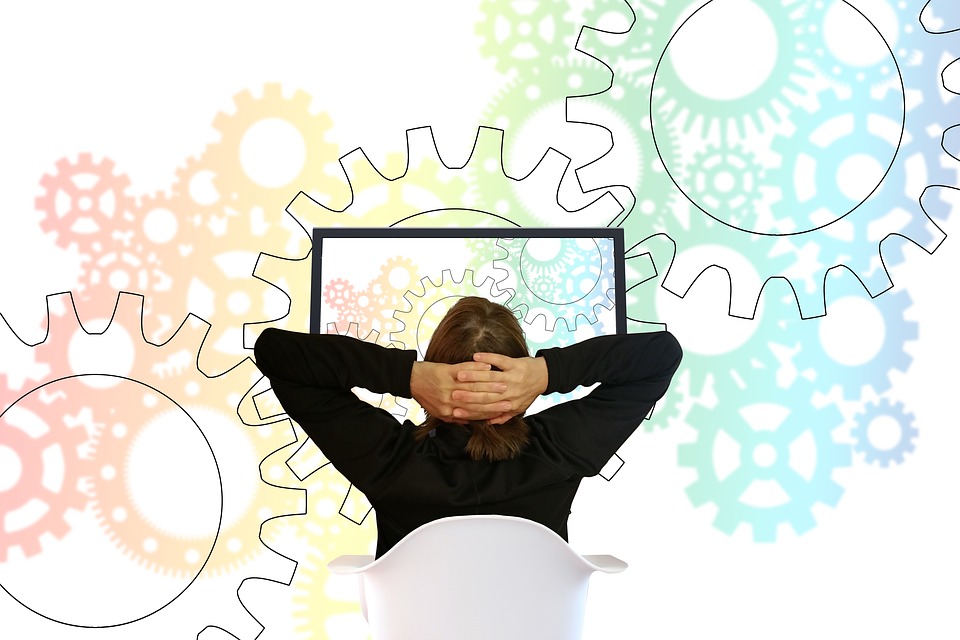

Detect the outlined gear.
xmin=34 ymin=153 xmax=135 ymax=255
xmin=627 ymin=237 xmax=801 ymax=431
xmin=478 ymin=55 xmax=662 ymax=229
xmin=679 ymin=374 xmax=852 ymax=542
xmin=0 ymin=292 xmax=296 ymax=636
xmin=492 ymin=236 xmax=616 ymax=331
xmin=851 ymin=397 xmax=918 ymax=467
xmin=572 ymin=0 xmax=957 ymax=320
xmin=286 ymin=126 xmax=624 ymax=232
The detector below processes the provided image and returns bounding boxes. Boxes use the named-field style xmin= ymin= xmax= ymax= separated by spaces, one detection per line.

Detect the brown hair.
xmin=414 ymin=296 xmax=531 ymax=462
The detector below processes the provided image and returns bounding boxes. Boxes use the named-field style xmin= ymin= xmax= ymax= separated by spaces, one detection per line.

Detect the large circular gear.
xmin=573 ymin=0 xmax=954 ymax=321
xmin=679 ymin=374 xmax=852 ymax=541
xmin=34 ymin=153 xmax=135 ymax=255
xmin=851 ymin=397 xmax=917 ymax=467
xmin=0 ymin=292 xmax=297 ymax=635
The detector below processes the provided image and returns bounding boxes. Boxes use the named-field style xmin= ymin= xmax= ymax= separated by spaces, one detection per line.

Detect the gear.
xmin=679 ymin=374 xmax=852 ymax=541
xmin=492 ymin=236 xmax=616 ymax=331
xmin=572 ymin=0 xmax=954 ymax=320
xmin=627 ymin=236 xmax=800 ymax=431
xmin=803 ymin=0 xmax=904 ymax=91
xmin=851 ymin=398 xmax=917 ymax=467
xmin=0 ymin=292 xmax=296 ymax=634
xmin=474 ymin=0 xmax=582 ymax=75
xmin=475 ymin=57 xmax=635 ymax=228
xmin=34 ymin=153 xmax=135 ymax=255
xmin=789 ymin=271 xmax=917 ymax=399
xmin=0 ymin=379 xmax=91 ymax=562
xmin=204 ymin=83 xmax=349 ymax=226
xmin=683 ymin=141 xmax=769 ymax=232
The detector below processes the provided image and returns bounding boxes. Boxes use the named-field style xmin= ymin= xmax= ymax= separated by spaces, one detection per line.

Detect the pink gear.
xmin=34 ymin=153 xmax=135 ymax=255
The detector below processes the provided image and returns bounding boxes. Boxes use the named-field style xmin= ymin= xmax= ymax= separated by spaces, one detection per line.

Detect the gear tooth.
xmin=789 ymin=510 xmax=818 ymax=536
xmin=262 ymin=82 xmax=284 ymax=99
xmin=713 ymin=510 xmax=743 ymax=537
xmin=942 ymin=122 xmax=960 ymax=162
xmin=55 ymin=156 xmax=71 ymax=172
xmin=405 ymin=126 xmax=442 ymax=165
xmin=342 ymin=148 xmax=380 ymax=190
xmin=110 ymin=291 xmax=145 ymax=331
xmin=211 ymin=110 xmax=230 ymax=134
xmin=232 ymin=86 xmax=257 ymax=111
xmin=471 ymin=127 xmax=507 ymax=170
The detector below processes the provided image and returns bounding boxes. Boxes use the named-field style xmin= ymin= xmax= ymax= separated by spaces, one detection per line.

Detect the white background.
xmin=1 ymin=2 xmax=958 ymax=638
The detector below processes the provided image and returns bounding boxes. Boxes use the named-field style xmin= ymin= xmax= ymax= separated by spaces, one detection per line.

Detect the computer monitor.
xmin=309 ymin=226 xmax=629 ymax=477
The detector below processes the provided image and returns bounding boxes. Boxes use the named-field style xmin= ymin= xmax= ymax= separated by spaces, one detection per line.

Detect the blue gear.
xmin=788 ymin=269 xmax=917 ymax=400
xmin=679 ymin=374 xmax=852 ymax=541
xmin=851 ymin=398 xmax=918 ymax=467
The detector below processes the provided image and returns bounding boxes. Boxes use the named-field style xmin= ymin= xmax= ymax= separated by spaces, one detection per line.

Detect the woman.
xmin=254 ymin=296 xmax=682 ymax=557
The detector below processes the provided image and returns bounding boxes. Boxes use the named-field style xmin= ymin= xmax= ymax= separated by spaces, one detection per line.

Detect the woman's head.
xmin=416 ymin=296 xmax=531 ymax=462
xmin=423 ymin=296 xmax=529 ymax=365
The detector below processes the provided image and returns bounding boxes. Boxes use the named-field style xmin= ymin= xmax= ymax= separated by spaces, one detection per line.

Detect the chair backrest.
xmin=339 ymin=515 xmax=623 ymax=640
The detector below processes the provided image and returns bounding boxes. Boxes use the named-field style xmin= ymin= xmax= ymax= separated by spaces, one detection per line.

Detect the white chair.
xmin=327 ymin=514 xmax=627 ymax=640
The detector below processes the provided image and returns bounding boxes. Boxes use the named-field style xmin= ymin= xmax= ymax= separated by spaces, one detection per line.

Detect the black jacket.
xmin=254 ymin=328 xmax=682 ymax=556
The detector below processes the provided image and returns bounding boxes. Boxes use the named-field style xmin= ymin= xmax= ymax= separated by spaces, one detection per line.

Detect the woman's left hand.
xmin=410 ymin=361 xmax=511 ymax=423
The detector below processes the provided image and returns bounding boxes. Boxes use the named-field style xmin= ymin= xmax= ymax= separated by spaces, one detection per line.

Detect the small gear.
xmin=682 ymin=141 xmax=770 ymax=232
xmin=851 ymin=398 xmax=918 ymax=467
xmin=803 ymin=0 xmax=904 ymax=91
xmin=492 ymin=236 xmax=616 ymax=331
xmin=34 ymin=153 xmax=135 ymax=255
xmin=474 ymin=0 xmax=582 ymax=75
xmin=679 ymin=374 xmax=852 ymax=541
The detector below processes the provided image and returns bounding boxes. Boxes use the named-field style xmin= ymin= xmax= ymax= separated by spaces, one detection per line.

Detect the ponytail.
xmin=414 ymin=415 xmax=530 ymax=462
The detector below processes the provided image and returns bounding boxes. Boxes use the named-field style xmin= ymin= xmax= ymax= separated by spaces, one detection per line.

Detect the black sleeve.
xmin=531 ymin=331 xmax=682 ymax=476
xmin=253 ymin=328 xmax=418 ymax=492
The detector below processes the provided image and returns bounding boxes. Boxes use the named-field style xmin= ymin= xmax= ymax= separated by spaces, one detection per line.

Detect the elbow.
xmin=253 ymin=327 xmax=284 ymax=374
xmin=657 ymin=330 xmax=683 ymax=375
